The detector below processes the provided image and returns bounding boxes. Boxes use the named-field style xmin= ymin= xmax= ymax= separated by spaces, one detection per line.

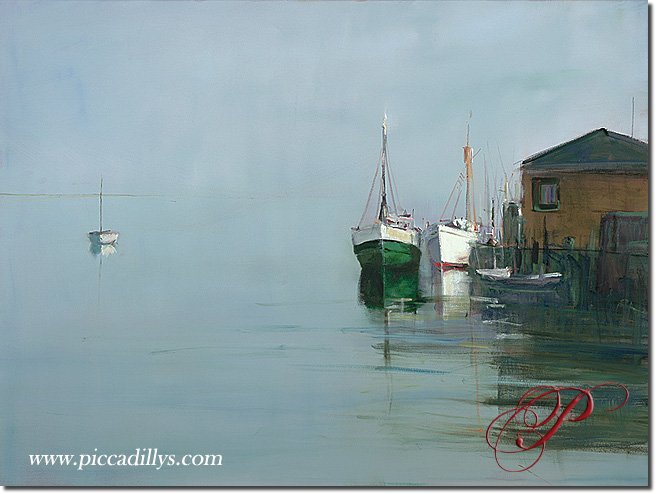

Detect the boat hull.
xmin=483 ymin=273 xmax=563 ymax=287
xmin=353 ymin=239 xmax=421 ymax=272
xmin=89 ymin=230 xmax=119 ymax=245
xmin=424 ymin=223 xmax=477 ymax=269
xmin=352 ymin=223 xmax=420 ymax=272
xmin=476 ymin=267 xmax=512 ymax=281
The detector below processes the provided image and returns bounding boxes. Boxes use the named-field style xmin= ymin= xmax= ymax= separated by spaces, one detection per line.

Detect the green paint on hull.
xmin=358 ymin=269 xmax=420 ymax=309
xmin=354 ymin=240 xmax=421 ymax=309
xmin=353 ymin=239 xmax=421 ymax=272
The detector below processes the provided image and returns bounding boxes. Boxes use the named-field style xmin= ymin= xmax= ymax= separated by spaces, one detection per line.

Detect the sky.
xmin=0 ymin=0 xmax=648 ymax=223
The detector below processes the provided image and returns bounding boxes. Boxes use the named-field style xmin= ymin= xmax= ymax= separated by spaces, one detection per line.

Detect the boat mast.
xmin=491 ymin=198 xmax=495 ymax=241
xmin=464 ymin=120 xmax=476 ymax=227
xmin=378 ymin=115 xmax=389 ymax=222
xmin=491 ymin=199 xmax=497 ymax=268
xmin=99 ymin=177 xmax=103 ymax=232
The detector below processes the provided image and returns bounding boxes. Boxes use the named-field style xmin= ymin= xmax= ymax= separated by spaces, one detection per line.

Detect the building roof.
xmin=521 ymin=128 xmax=648 ymax=173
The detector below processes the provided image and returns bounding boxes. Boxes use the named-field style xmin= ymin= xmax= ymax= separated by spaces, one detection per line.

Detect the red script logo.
xmin=486 ymin=383 xmax=629 ymax=472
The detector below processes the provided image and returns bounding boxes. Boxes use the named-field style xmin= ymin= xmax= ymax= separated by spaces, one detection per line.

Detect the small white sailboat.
xmin=88 ymin=178 xmax=119 ymax=245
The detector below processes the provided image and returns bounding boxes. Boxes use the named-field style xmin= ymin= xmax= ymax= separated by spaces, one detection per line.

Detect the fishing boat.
xmin=424 ymin=121 xmax=479 ymax=270
xmin=351 ymin=116 xmax=421 ymax=275
xmin=88 ymin=178 xmax=119 ymax=245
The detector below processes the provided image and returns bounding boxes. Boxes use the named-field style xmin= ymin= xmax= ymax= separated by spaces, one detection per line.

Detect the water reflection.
xmin=89 ymin=241 xmax=118 ymax=257
xmin=358 ymin=268 xmax=420 ymax=310
xmin=431 ymin=268 xmax=471 ymax=319
xmin=366 ymin=294 xmax=493 ymax=450
xmin=89 ymin=239 xmax=117 ymax=311
xmin=485 ymin=304 xmax=648 ymax=457
xmin=360 ymin=268 xmax=648 ymax=471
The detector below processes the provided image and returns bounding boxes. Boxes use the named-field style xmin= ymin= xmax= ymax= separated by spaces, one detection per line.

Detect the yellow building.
xmin=520 ymin=128 xmax=648 ymax=250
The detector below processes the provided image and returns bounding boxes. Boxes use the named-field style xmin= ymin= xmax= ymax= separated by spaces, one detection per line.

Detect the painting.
xmin=0 ymin=0 xmax=648 ymax=487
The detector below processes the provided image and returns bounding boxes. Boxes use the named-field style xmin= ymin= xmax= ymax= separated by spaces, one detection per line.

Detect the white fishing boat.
xmin=424 ymin=120 xmax=479 ymax=270
xmin=88 ymin=178 xmax=119 ymax=245
xmin=425 ymin=219 xmax=477 ymax=269
xmin=352 ymin=116 xmax=421 ymax=274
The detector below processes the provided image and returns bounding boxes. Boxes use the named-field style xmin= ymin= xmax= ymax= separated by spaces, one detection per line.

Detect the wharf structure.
xmin=473 ymin=128 xmax=648 ymax=309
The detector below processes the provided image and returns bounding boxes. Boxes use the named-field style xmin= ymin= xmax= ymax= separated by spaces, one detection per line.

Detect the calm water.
xmin=0 ymin=196 xmax=648 ymax=486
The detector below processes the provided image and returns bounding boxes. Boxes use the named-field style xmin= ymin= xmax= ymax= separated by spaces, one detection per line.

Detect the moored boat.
xmin=88 ymin=177 xmax=119 ymax=245
xmin=351 ymin=116 xmax=421 ymax=275
xmin=424 ymin=120 xmax=479 ymax=270
xmin=476 ymin=267 xmax=512 ymax=281
xmin=477 ymin=270 xmax=563 ymax=287
xmin=90 ymin=230 xmax=119 ymax=245
xmin=425 ymin=220 xmax=477 ymax=270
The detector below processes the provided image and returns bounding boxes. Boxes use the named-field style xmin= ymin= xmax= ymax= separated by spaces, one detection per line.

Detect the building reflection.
xmin=356 ymin=248 xmax=648 ymax=463
xmin=485 ymin=304 xmax=648 ymax=458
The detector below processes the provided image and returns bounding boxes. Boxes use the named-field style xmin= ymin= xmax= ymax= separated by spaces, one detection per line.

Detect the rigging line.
xmin=386 ymin=161 xmax=396 ymax=213
xmin=387 ymin=162 xmax=399 ymax=214
xmin=439 ymin=173 xmax=463 ymax=221
xmin=631 ymin=96 xmax=635 ymax=138
xmin=483 ymin=154 xmax=490 ymax=225
xmin=357 ymin=153 xmax=382 ymax=228
xmin=383 ymin=145 xmax=397 ymax=214
xmin=469 ymin=157 xmax=477 ymax=225
xmin=360 ymin=165 xmax=381 ymax=227
xmin=385 ymin=147 xmax=401 ymax=213
xmin=99 ymin=177 xmax=103 ymax=232
xmin=391 ymin=159 xmax=402 ymax=212
xmin=451 ymin=178 xmax=464 ymax=220
xmin=377 ymin=146 xmax=386 ymax=216
xmin=496 ymin=143 xmax=508 ymax=180
xmin=375 ymin=180 xmax=383 ymax=221
xmin=382 ymin=153 xmax=392 ymax=213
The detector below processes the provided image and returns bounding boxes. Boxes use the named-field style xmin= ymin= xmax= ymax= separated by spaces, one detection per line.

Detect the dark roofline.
xmin=521 ymin=128 xmax=648 ymax=167
xmin=522 ymin=163 xmax=647 ymax=175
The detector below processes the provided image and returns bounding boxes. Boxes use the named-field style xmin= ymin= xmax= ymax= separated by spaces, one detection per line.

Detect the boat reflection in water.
xmin=358 ymin=261 xmax=471 ymax=316
xmin=88 ymin=235 xmax=118 ymax=313
xmin=89 ymin=241 xmax=118 ymax=257
xmin=358 ymin=268 xmax=420 ymax=311
xmin=431 ymin=268 xmax=471 ymax=319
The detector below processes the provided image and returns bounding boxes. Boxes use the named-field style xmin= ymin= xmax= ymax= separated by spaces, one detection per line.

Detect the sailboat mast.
xmin=464 ymin=122 xmax=476 ymax=227
xmin=491 ymin=198 xmax=495 ymax=239
xmin=378 ymin=116 xmax=389 ymax=222
xmin=99 ymin=177 xmax=103 ymax=232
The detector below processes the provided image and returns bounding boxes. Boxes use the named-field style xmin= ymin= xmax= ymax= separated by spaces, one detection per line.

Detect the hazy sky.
xmin=0 ymin=0 xmax=648 ymax=221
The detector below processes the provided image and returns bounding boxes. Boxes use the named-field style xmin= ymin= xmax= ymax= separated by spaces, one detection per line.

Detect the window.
xmin=532 ymin=178 xmax=560 ymax=211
